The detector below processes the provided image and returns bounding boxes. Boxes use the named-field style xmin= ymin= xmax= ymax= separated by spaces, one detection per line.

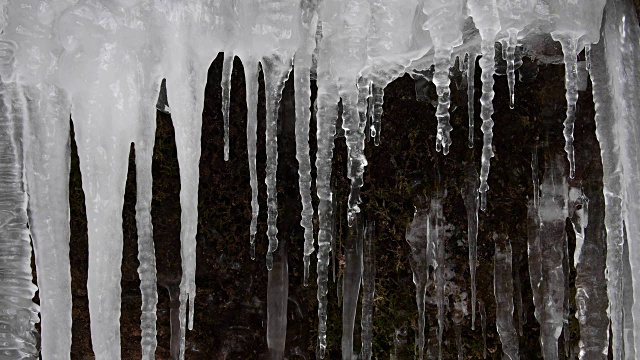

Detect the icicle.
xmin=536 ymin=155 xmax=568 ymax=360
xmin=588 ymin=28 xmax=625 ymax=359
xmin=246 ymin=60 xmax=260 ymax=261
xmin=361 ymin=219 xmax=376 ymax=360
xmin=479 ymin=299 xmax=487 ymax=359
xmin=532 ymin=146 xmax=540 ymax=209
xmin=514 ymin=265 xmax=524 ymax=336
xmin=267 ymin=239 xmax=289 ymax=360
xmin=570 ymin=189 xmax=589 ymax=268
xmin=506 ymin=29 xmax=518 ymax=109
xmin=494 ymin=235 xmax=519 ymax=360
xmin=467 ymin=53 xmax=478 ymax=148
xmin=263 ymin=57 xmax=292 ymax=271
xmin=433 ymin=197 xmax=445 ymax=360
xmin=461 ymin=162 xmax=479 ymax=329
xmin=135 ymin=82 xmax=162 ymax=359
xmin=315 ymin=38 xmax=340 ymax=359
xmin=371 ymin=84 xmax=384 ymax=146
xmin=23 ymin=83 xmax=72 ymax=359
xmin=0 ymin=79 xmax=39 ymax=359
xmin=221 ymin=52 xmax=234 ymax=162
xmin=552 ymin=33 xmax=580 ymax=179
xmin=342 ymin=215 xmax=363 ymax=359
xmin=406 ymin=205 xmax=431 ymax=360
xmin=478 ymin=36 xmax=497 ymax=211
xmin=585 ymin=44 xmax=591 ymax=71
xmin=433 ymin=47 xmax=454 ymax=154
xmin=563 ymin=221 xmax=571 ymax=359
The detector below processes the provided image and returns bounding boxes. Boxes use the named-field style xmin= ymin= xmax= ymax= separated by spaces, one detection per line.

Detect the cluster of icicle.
xmin=1 ymin=0 xmax=639 ymax=358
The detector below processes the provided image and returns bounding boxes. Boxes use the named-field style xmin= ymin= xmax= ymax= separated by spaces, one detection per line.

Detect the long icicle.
xmin=221 ymin=52 xmax=234 ymax=162
xmin=478 ymin=37 xmax=497 ymax=211
xmin=433 ymin=47 xmax=454 ymax=155
xmin=462 ymin=162 xmax=479 ymax=329
xmin=506 ymin=29 xmax=518 ymax=109
xmin=246 ymin=60 xmax=260 ymax=261
xmin=467 ymin=53 xmax=478 ymax=148
xmin=361 ymin=219 xmax=376 ymax=360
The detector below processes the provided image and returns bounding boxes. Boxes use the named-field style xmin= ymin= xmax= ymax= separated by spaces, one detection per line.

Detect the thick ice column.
xmin=423 ymin=0 xmax=463 ymax=154
xmin=361 ymin=219 xmax=376 ymax=360
xmin=294 ymin=0 xmax=318 ymax=286
xmin=23 ymin=83 xmax=72 ymax=360
xmin=461 ymin=162 xmax=479 ymax=328
xmin=342 ymin=216 xmax=363 ymax=359
xmin=494 ymin=235 xmax=519 ymax=360
xmin=468 ymin=0 xmax=500 ymax=211
xmin=0 ymin=76 xmax=39 ymax=359
xmin=267 ymin=239 xmax=289 ymax=360
xmin=263 ymin=57 xmax=293 ymax=270
xmin=537 ymin=155 xmax=569 ymax=360
xmin=314 ymin=23 xmax=340 ymax=357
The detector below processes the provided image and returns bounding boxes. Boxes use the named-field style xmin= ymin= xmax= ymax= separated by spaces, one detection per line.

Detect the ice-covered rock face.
xmin=1 ymin=0 xmax=638 ymax=359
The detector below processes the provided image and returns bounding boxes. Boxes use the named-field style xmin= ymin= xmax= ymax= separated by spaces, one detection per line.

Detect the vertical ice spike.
xmin=263 ymin=56 xmax=293 ymax=270
xmin=361 ymin=219 xmax=376 ymax=360
xmin=467 ymin=53 xmax=478 ymax=148
xmin=267 ymin=239 xmax=289 ymax=360
xmin=461 ymin=162 xmax=479 ymax=329
xmin=0 ymin=78 xmax=39 ymax=359
xmin=315 ymin=34 xmax=340 ymax=358
xmin=433 ymin=48 xmax=454 ymax=154
xmin=23 ymin=83 xmax=72 ymax=360
xmin=371 ymin=85 xmax=384 ymax=146
xmin=552 ymin=33 xmax=580 ymax=179
xmin=342 ymin=215 xmax=363 ymax=359
xmin=494 ymin=235 xmax=519 ymax=360
xmin=295 ymin=0 xmax=318 ymax=286
xmin=506 ymin=29 xmax=518 ymax=109
xmin=246 ymin=60 xmax=260 ymax=261
xmin=221 ymin=52 xmax=234 ymax=162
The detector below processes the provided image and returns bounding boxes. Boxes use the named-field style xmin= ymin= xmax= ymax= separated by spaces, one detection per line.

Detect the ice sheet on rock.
xmin=468 ymin=0 xmax=500 ymax=211
xmin=494 ymin=235 xmax=519 ymax=360
xmin=361 ymin=220 xmax=376 ymax=360
xmin=461 ymin=162 xmax=479 ymax=329
xmin=423 ymin=0 xmax=463 ymax=155
xmin=0 ymin=76 xmax=39 ymax=359
xmin=342 ymin=215 xmax=363 ymax=359
xmin=267 ymin=240 xmax=289 ymax=360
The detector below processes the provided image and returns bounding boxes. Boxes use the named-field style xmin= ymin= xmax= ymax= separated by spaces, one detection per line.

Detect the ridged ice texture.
xmin=494 ymin=236 xmax=519 ymax=360
xmin=461 ymin=162 xmax=479 ymax=329
xmin=0 ymin=79 xmax=39 ymax=360
xmin=423 ymin=0 xmax=463 ymax=155
xmin=295 ymin=0 xmax=318 ymax=286
xmin=361 ymin=220 xmax=376 ymax=360
xmin=342 ymin=216 xmax=363 ymax=360
xmin=314 ymin=21 xmax=339 ymax=356
xmin=370 ymin=85 xmax=384 ymax=146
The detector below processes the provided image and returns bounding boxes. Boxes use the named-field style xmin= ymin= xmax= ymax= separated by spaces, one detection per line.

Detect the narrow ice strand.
xmin=467 ymin=53 xmax=478 ymax=148
xmin=461 ymin=162 xmax=479 ymax=329
xmin=315 ymin=42 xmax=339 ymax=358
xmin=371 ymin=85 xmax=384 ymax=146
xmin=294 ymin=28 xmax=316 ymax=286
xmin=267 ymin=241 xmax=289 ymax=360
xmin=514 ymin=267 xmax=524 ymax=336
xmin=433 ymin=47 xmax=454 ymax=154
xmin=342 ymin=216 xmax=363 ymax=359
xmin=221 ymin=52 xmax=234 ymax=162
xmin=494 ymin=236 xmax=519 ymax=360
xmin=589 ymin=32 xmax=625 ymax=359
xmin=532 ymin=147 xmax=539 ymax=209
xmin=553 ymin=33 xmax=580 ymax=179
xmin=263 ymin=57 xmax=292 ymax=270
xmin=0 ymin=80 xmax=39 ymax=359
xmin=478 ymin=38 xmax=497 ymax=211
xmin=361 ymin=220 xmax=376 ymax=360
xmin=23 ymin=83 xmax=73 ymax=360
xmin=246 ymin=61 xmax=260 ymax=261
xmin=406 ymin=206 xmax=430 ymax=360
xmin=433 ymin=197 xmax=445 ymax=360
xmin=506 ymin=29 xmax=518 ymax=109
xmin=479 ymin=299 xmax=487 ymax=359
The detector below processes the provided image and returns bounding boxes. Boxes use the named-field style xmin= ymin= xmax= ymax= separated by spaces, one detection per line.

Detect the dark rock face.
xmin=65 ymin=46 xmax=606 ymax=359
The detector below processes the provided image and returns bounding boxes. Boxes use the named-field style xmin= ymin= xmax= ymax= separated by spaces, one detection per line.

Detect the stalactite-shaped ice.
xmin=494 ymin=235 xmax=519 ymax=360
xmin=505 ymin=30 xmax=517 ymax=109
xmin=461 ymin=162 xmax=479 ymax=329
xmin=5 ymin=1 xmax=75 ymax=357
xmin=361 ymin=220 xmax=376 ymax=360
xmin=406 ymin=204 xmax=431 ymax=360
xmin=267 ymin=240 xmax=289 ymax=360
xmin=314 ymin=7 xmax=340 ymax=353
xmin=0 ymin=71 xmax=39 ymax=360
xmin=370 ymin=85 xmax=383 ymax=146
xmin=432 ymin=196 xmax=445 ymax=360
xmin=467 ymin=53 xmax=478 ymax=148
xmin=536 ymin=155 xmax=569 ymax=360
xmin=221 ymin=52 xmax=234 ymax=162
xmin=245 ymin=61 xmax=260 ymax=261
xmin=468 ymin=0 xmax=500 ymax=211
xmin=423 ymin=0 xmax=463 ymax=155
xmin=295 ymin=0 xmax=318 ymax=287
xmin=342 ymin=216 xmax=363 ymax=359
